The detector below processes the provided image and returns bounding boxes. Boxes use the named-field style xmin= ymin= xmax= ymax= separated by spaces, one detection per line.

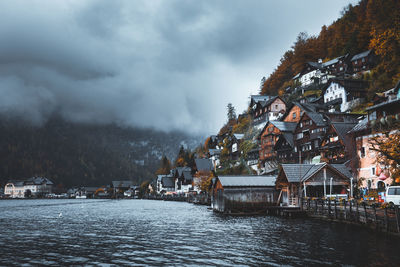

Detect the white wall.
xmin=323 ymin=82 xmax=347 ymax=111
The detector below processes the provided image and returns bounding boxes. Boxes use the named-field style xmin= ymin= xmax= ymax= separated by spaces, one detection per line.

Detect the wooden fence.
xmin=300 ymin=198 xmax=400 ymax=234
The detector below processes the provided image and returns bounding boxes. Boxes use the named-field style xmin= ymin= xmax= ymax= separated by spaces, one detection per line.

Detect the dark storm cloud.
xmin=0 ymin=0 xmax=356 ymax=134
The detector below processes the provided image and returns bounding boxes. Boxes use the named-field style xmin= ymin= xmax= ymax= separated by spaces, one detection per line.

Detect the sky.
xmin=0 ymin=0 xmax=358 ymax=135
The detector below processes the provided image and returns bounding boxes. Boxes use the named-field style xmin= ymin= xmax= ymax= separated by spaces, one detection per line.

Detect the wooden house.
xmin=293 ymin=111 xmax=328 ymax=163
xmin=252 ymin=96 xmax=286 ymax=128
xmin=258 ymin=121 xmax=297 ymax=173
xmin=274 ymin=132 xmax=297 ymax=164
xmin=319 ymin=122 xmax=357 ymax=164
xmin=322 ymin=78 xmax=368 ymax=112
xmin=211 ymin=175 xmax=277 ymax=213
xmin=228 ymin=134 xmax=244 ymax=161
xmin=350 ymin=50 xmax=375 ymax=74
xmin=276 ymin=163 xmax=353 ymax=207
xmin=321 ymin=54 xmax=351 ymax=77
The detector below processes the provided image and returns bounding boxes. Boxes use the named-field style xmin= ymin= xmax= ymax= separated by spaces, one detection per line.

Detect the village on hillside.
xmin=156 ymin=49 xmax=400 ymax=220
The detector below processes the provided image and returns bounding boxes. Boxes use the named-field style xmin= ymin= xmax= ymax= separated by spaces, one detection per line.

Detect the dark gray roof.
xmin=183 ymin=171 xmax=193 ymax=182
xmin=280 ymin=164 xmax=315 ymax=182
xmin=330 ymin=164 xmax=352 ymax=179
xmin=281 ymin=163 xmax=353 ymax=183
xmin=331 ymin=122 xmax=357 ymax=143
xmin=322 ymin=57 xmax=339 ymax=66
xmin=112 ymin=180 xmax=133 ymax=188
xmin=195 ymin=158 xmax=213 ymax=172
xmin=270 ymin=121 xmax=297 ymax=132
xmin=307 ymin=61 xmax=323 ymax=69
xmin=25 ymin=177 xmax=54 ymax=185
xmin=176 ymin=166 xmax=191 ymax=176
xmin=348 ymin=117 xmax=368 ymax=133
xmin=218 ymin=176 xmax=276 ymax=187
xmin=162 ymin=176 xmax=175 ymax=188
xmin=6 ymin=180 xmax=25 ymax=186
xmin=302 ymin=164 xmax=326 ymax=181
xmin=351 ymin=50 xmax=371 ymax=61
xmin=306 ymin=112 xmax=327 ymax=126
xmin=281 ymin=132 xmax=295 ymax=147
xmin=366 ymin=98 xmax=400 ymax=111
xmin=251 ymin=95 xmax=271 ymax=103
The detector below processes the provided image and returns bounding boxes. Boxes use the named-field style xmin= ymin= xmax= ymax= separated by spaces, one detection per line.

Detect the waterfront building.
xmin=276 ymin=163 xmax=353 ymax=207
xmin=211 ymin=175 xmax=276 ymax=214
xmin=348 ymin=81 xmax=400 ymax=190
xmin=4 ymin=177 xmax=54 ymax=198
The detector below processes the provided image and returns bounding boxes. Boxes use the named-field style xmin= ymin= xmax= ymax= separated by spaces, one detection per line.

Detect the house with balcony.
xmin=323 ymin=78 xmax=368 ymax=112
xmin=319 ymin=122 xmax=357 ymax=164
xmin=258 ymin=121 xmax=297 ymax=173
xmin=293 ymin=111 xmax=328 ymax=164
xmin=350 ymin=50 xmax=376 ymax=75
xmin=252 ymin=96 xmax=286 ymax=128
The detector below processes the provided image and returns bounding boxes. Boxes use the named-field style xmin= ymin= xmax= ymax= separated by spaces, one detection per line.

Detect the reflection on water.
xmin=0 ymin=199 xmax=399 ymax=266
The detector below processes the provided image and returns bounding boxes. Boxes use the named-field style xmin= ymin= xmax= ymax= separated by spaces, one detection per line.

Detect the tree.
xmin=227 ymin=103 xmax=236 ymax=121
xmin=194 ymin=170 xmax=214 ymax=193
xmin=155 ymin=156 xmax=171 ymax=175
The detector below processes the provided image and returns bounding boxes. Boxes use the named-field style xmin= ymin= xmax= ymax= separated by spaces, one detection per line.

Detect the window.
xmin=300 ymin=122 xmax=303 ymax=128
xmin=369 ymin=111 xmax=377 ymax=121
xmin=296 ymin=133 xmax=303 ymax=140
xmin=340 ymin=67 xmax=343 ymax=71
xmin=371 ymin=167 xmax=376 ymax=176
xmin=360 ymin=147 xmax=365 ymax=158
xmin=362 ymin=58 xmax=365 ymax=62
xmin=275 ymin=104 xmax=278 ymax=109
xmin=314 ymin=140 xmax=319 ymax=147
xmin=293 ymin=112 xmax=296 ymax=119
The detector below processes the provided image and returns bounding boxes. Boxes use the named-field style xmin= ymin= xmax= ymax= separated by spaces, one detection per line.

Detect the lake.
xmin=1 ymin=199 xmax=399 ymax=266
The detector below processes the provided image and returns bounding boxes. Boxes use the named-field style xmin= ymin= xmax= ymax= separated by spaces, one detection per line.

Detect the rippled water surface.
xmin=1 ymin=199 xmax=400 ymax=266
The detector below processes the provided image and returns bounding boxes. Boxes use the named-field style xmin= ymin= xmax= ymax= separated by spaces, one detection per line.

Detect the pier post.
xmin=395 ymin=206 xmax=400 ymax=233
xmin=363 ymin=202 xmax=368 ymax=223
xmin=349 ymin=200 xmax=352 ymax=221
xmin=315 ymin=199 xmax=318 ymax=214
xmin=343 ymin=200 xmax=347 ymax=220
xmin=373 ymin=205 xmax=378 ymax=229
xmin=356 ymin=201 xmax=360 ymax=223
xmin=384 ymin=207 xmax=389 ymax=232
xmin=322 ymin=199 xmax=325 ymax=215
xmin=328 ymin=198 xmax=331 ymax=218
xmin=334 ymin=199 xmax=337 ymax=219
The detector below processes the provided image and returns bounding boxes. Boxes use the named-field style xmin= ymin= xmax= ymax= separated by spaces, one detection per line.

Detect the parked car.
xmin=385 ymin=186 xmax=400 ymax=207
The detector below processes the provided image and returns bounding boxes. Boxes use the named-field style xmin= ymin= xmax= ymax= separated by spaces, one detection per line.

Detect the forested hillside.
xmin=0 ymin=116 xmax=202 ymax=188
xmin=261 ymin=0 xmax=400 ymax=96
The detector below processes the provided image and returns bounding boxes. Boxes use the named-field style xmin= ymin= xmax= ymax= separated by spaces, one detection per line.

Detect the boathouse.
xmin=276 ymin=163 xmax=353 ymax=206
xmin=211 ymin=175 xmax=277 ymax=214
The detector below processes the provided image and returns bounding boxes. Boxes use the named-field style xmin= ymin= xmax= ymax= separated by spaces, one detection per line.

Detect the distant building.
xmin=350 ymin=50 xmax=375 ymax=74
xmin=4 ymin=177 xmax=54 ymax=198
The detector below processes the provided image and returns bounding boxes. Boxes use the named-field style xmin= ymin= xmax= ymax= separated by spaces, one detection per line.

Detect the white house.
xmin=4 ymin=177 xmax=54 ymax=198
xmin=323 ymin=79 xmax=367 ymax=112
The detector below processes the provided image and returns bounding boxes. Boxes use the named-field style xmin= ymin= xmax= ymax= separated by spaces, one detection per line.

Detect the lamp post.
xmin=323 ymin=168 xmax=327 ymax=198
xmin=304 ymin=182 xmax=307 ymax=197
xmin=330 ymin=177 xmax=333 ymax=196
xmin=350 ymin=177 xmax=353 ymax=198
